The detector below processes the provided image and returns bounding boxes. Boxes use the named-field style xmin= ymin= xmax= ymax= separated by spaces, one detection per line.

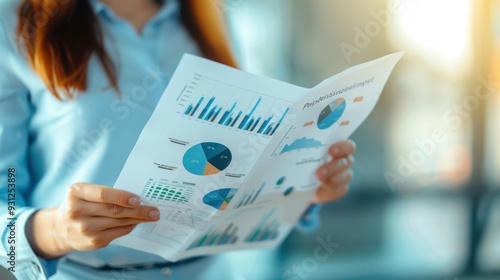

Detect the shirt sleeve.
xmin=0 ymin=20 xmax=56 ymax=280
xmin=296 ymin=204 xmax=322 ymax=233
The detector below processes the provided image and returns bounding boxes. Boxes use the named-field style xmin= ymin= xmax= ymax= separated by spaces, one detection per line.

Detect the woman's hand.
xmin=313 ymin=140 xmax=356 ymax=203
xmin=27 ymin=183 xmax=160 ymax=259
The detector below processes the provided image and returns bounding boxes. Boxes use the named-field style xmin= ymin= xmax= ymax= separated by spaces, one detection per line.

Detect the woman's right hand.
xmin=27 ymin=183 xmax=160 ymax=259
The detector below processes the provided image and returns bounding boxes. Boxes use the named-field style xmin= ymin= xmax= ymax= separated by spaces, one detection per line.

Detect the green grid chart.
xmin=141 ymin=179 xmax=194 ymax=204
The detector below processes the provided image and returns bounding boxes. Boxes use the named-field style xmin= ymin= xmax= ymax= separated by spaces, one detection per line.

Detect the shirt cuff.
xmin=296 ymin=204 xmax=322 ymax=233
xmin=1 ymin=207 xmax=59 ymax=279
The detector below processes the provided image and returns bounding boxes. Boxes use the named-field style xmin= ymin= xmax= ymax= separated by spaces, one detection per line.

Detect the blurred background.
xmin=220 ymin=0 xmax=500 ymax=279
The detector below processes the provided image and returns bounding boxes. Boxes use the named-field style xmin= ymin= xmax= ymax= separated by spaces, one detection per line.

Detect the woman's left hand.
xmin=313 ymin=140 xmax=356 ymax=203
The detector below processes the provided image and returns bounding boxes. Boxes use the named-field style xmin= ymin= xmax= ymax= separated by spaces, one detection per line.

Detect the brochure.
xmin=112 ymin=52 xmax=403 ymax=261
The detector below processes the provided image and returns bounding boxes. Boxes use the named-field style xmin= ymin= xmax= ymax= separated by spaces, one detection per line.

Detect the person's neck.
xmin=100 ymin=0 xmax=163 ymax=33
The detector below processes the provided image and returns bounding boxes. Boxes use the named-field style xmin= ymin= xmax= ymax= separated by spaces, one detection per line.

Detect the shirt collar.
xmin=89 ymin=0 xmax=179 ymax=27
xmin=89 ymin=0 xmax=106 ymax=15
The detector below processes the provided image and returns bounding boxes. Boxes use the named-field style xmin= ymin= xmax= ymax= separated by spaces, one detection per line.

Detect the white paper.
xmin=112 ymin=52 xmax=404 ymax=261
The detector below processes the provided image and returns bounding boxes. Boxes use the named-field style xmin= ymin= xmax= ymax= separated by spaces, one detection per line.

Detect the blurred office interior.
xmin=220 ymin=0 xmax=500 ymax=279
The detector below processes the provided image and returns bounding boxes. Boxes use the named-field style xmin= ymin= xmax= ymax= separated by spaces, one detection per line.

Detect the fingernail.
xmin=149 ymin=210 xmax=160 ymax=220
xmin=349 ymin=140 xmax=356 ymax=149
xmin=340 ymin=158 xmax=348 ymax=167
xmin=333 ymin=147 xmax=340 ymax=155
xmin=129 ymin=196 xmax=141 ymax=206
xmin=348 ymin=155 xmax=355 ymax=164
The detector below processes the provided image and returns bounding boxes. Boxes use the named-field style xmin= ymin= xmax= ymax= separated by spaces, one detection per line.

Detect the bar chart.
xmin=233 ymin=183 xmax=265 ymax=209
xmin=179 ymin=76 xmax=292 ymax=137
xmin=187 ymin=222 xmax=239 ymax=249
xmin=141 ymin=179 xmax=194 ymax=204
xmin=244 ymin=208 xmax=281 ymax=243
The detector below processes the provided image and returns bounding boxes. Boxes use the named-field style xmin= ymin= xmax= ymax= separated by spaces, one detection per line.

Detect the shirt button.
xmin=161 ymin=267 xmax=173 ymax=277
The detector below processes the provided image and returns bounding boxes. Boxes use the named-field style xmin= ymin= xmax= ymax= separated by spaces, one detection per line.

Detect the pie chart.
xmin=183 ymin=142 xmax=232 ymax=176
xmin=203 ymin=188 xmax=238 ymax=210
xmin=317 ymin=98 xmax=346 ymax=130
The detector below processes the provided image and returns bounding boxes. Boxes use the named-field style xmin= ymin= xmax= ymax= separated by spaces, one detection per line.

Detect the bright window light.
xmin=389 ymin=0 xmax=472 ymax=71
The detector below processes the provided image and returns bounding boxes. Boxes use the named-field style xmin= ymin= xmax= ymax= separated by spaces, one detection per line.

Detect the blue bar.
xmin=238 ymin=115 xmax=249 ymax=129
xmin=235 ymin=196 xmax=245 ymax=208
xmin=248 ymin=98 xmax=262 ymax=117
xmin=244 ymin=117 xmax=254 ymax=130
xmin=231 ymin=111 xmax=242 ymax=127
xmin=184 ymin=104 xmax=193 ymax=115
xmin=242 ymin=192 xmax=253 ymax=206
xmin=264 ymin=124 xmax=274 ymax=135
xmin=219 ymin=223 xmax=234 ymax=244
xmin=250 ymin=184 xmax=264 ymax=204
xmin=238 ymin=98 xmax=261 ymax=129
xmin=250 ymin=117 xmax=261 ymax=132
xmin=209 ymin=107 xmax=219 ymax=122
xmin=199 ymin=97 xmax=215 ymax=119
xmin=204 ymin=106 xmax=217 ymax=121
xmin=191 ymin=97 xmax=204 ymax=116
xmin=270 ymin=107 xmax=289 ymax=135
xmin=212 ymin=107 xmax=222 ymax=122
xmin=219 ymin=112 xmax=230 ymax=125
xmin=225 ymin=117 xmax=233 ymax=126
xmin=219 ymin=102 xmax=236 ymax=124
xmin=257 ymin=116 xmax=272 ymax=134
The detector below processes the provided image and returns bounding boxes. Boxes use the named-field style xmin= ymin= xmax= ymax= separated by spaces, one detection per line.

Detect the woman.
xmin=0 ymin=0 xmax=356 ymax=279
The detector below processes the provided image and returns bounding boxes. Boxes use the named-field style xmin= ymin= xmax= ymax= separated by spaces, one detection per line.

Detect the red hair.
xmin=16 ymin=0 xmax=117 ymax=100
xmin=16 ymin=0 xmax=238 ymax=100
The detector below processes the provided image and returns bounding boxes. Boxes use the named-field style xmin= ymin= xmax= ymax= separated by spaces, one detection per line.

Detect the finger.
xmin=314 ymin=184 xmax=349 ymax=203
xmin=324 ymin=169 xmax=354 ymax=188
xmin=69 ymin=183 xmax=142 ymax=208
xmin=85 ymin=225 xmax=137 ymax=249
xmin=328 ymin=140 xmax=356 ymax=158
xmin=316 ymin=155 xmax=354 ymax=183
xmin=86 ymin=216 xmax=158 ymax=231
xmin=84 ymin=202 xmax=160 ymax=220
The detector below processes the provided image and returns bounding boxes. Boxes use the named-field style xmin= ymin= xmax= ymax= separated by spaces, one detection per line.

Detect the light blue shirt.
xmin=0 ymin=0 xmax=320 ymax=279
